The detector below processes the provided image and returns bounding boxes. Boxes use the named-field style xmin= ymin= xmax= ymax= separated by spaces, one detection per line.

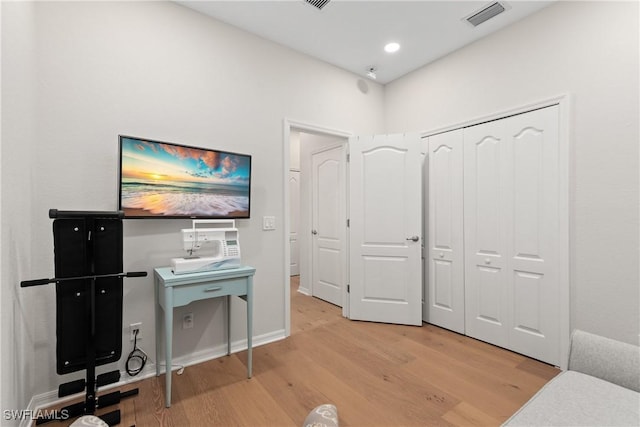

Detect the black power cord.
xmin=126 ymin=329 xmax=148 ymax=376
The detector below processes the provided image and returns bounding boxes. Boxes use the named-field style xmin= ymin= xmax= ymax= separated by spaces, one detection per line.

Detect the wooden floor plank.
xmin=39 ymin=277 xmax=559 ymax=426
xmin=442 ymin=401 xmax=501 ymax=427
xmin=292 ymin=326 xmax=460 ymax=426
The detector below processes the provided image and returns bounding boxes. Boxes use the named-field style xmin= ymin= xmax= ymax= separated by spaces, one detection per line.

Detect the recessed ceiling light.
xmin=384 ymin=42 xmax=400 ymax=53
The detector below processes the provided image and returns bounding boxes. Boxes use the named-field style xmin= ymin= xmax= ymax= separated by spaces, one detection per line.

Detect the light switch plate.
xmin=263 ymin=216 xmax=276 ymax=230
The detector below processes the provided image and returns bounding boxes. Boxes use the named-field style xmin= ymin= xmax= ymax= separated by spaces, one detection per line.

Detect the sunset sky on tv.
xmin=120 ymin=138 xmax=250 ymax=186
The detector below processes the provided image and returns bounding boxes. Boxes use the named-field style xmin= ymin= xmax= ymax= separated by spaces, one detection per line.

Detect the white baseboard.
xmin=20 ymin=329 xmax=286 ymax=427
xmin=297 ymin=287 xmax=311 ymax=296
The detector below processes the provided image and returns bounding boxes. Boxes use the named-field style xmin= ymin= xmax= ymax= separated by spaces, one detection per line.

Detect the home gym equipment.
xmin=21 ymin=209 xmax=146 ymax=426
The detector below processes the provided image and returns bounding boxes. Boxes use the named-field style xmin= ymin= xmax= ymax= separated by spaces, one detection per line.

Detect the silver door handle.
xmin=311 ymin=229 xmax=318 ymax=235
xmin=406 ymin=236 xmax=420 ymax=242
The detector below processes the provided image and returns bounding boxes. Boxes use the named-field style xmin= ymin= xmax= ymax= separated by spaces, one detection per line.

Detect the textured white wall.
xmin=385 ymin=1 xmax=640 ymax=345
xmin=1 ymin=0 xmax=384 ymax=408
xmin=1 ymin=1 xmax=38 ymax=420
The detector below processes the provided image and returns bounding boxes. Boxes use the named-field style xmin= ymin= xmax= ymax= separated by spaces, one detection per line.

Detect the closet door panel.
xmin=477 ymin=266 xmax=503 ymax=323
xmin=475 ymin=136 xmax=502 ymax=253
xmin=427 ymin=129 xmax=464 ymax=333
xmin=512 ymin=128 xmax=543 ymax=258
xmin=505 ymin=106 xmax=560 ymax=364
xmin=464 ymin=122 xmax=508 ymax=347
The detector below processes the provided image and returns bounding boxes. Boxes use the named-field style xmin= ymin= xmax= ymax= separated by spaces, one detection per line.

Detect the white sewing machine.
xmin=171 ymin=219 xmax=241 ymax=274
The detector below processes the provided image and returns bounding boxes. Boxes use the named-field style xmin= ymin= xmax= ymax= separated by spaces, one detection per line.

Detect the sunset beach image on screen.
xmin=118 ymin=136 xmax=251 ymax=218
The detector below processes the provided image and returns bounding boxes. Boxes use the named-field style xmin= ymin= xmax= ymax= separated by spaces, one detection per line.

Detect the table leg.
xmin=155 ymin=278 xmax=161 ymax=377
xmin=247 ymin=276 xmax=253 ymax=378
xmin=164 ymin=287 xmax=173 ymax=408
xmin=226 ymin=295 xmax=231 ymax=356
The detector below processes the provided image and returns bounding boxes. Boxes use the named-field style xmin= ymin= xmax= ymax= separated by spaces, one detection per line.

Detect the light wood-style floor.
xmin=45 ymin=277 xmax=559 ymax=426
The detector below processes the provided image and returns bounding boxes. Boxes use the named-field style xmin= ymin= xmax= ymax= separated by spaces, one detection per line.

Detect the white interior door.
xmin=349 ymin=134 xmax=422 ymax=326
xmin=289 ymin=170 xmax=301 ymax=276
xmin=464 ymin=119 xmax=509 ymax=347
xmin=311 ymin=145 xmax=346 ymax=306
xmin=464 ymin=105 xmax=561 ymax=365
xmin=504 ymin=106 xmax=560 ymax=364
xmin=427 ymin=129 xmax=465 ymax=334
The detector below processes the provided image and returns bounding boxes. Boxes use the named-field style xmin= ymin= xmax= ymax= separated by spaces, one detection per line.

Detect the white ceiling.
xmin=176 ymin=0 xmax=554 ymax=84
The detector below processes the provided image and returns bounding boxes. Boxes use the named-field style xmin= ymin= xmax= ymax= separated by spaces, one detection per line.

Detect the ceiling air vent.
xmin=304 ymin=0 xmax=331 ymax=10
xmin=466 ymin=2 xmax=506 ymax=27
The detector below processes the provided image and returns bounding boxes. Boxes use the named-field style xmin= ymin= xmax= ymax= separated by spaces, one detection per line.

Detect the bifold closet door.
xmin=426 ymin=129 xmax=465 ymax=333
xmin=463 ymin=119 xmax=510 ymax=348
xmin=464 ymin=105 xmax=561 ymax=365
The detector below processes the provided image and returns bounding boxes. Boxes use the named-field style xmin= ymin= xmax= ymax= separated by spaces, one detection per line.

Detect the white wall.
xmin=0 ymin=0 xmax=385 ymax=409
xmin=1 ymin=0 xmax=38 ymax=420
xmin=385 ymin=1 xmax=640 ymax=345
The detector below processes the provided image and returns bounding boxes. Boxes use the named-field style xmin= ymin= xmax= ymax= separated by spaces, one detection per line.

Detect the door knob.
xmin=406 ymin=236 xmax=420 ymax=242
xmin=311 ymin=229 xmax=318 ymax=235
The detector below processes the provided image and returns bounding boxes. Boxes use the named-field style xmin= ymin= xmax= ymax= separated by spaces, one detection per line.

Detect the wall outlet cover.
xmin=129 ymin=322 xmax=142 ymax=341
xmin=183 ymin=313 xmax=194 ymax=329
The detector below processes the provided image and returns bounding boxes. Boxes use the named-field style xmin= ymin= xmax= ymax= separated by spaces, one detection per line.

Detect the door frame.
xmin=289 ymin=169 xmax=301 ymax=276
xmin=420 ymin=94 xmax=571 ymax=368
xmin=283 ymin=119 xmax=352 ymax=337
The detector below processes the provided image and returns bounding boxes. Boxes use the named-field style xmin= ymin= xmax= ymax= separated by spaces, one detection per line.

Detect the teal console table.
xmin=154 ymin=265 xmax=255 ymax=407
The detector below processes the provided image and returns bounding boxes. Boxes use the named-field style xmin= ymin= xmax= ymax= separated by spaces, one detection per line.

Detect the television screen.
xmin=118 ymin=136 xmax=251 ymax=219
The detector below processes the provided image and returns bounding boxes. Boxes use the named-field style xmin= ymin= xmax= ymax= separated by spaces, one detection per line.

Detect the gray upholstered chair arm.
xmin=568 ymin=329 xmax=640 ymax=392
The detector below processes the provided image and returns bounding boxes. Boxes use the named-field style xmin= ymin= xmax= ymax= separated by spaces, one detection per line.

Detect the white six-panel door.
xmin=311 ymin=145 xmax=346 ymax=307
xmin=426 ymin=129 xmax=465 ymax=333
xmin=349 ymin=134 xmax=423 ymax=325
xmin=464 ymin=105 xmax=561 ymax=365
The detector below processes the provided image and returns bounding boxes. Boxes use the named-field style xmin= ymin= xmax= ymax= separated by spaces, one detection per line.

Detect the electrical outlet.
xmin=183 ymin=313 xmax=194 ymax=329
xmin=129 ymin=322 xmax=142 ymax=341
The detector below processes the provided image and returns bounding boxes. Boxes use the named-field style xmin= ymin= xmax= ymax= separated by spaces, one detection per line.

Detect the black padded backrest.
xmin=53 ymin=218 xmax=123 ymax=374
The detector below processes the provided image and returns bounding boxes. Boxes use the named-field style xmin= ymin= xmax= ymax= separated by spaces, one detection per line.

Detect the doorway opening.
xmin=283 ymin=119 xmax=351 ymax=337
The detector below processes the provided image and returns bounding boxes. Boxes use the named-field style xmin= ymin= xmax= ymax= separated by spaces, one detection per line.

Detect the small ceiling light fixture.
xmin=366 ymin=66 xmax=377 ymax=80
xmin=384 ymin=42 xmax=401 ymax=53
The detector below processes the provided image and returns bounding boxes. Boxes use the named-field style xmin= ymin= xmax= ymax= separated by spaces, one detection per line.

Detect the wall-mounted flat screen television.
xmin=118 ymin=135 xmax=251 ymax=219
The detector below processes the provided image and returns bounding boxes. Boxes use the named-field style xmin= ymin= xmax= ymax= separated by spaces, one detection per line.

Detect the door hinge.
xmin=346 ymin=218 xmax=350 ymax=228
xmin=346 ymin=153 xmax=350 ymax=162
xmin=347 ymin=284 xmax=350 ymax=293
